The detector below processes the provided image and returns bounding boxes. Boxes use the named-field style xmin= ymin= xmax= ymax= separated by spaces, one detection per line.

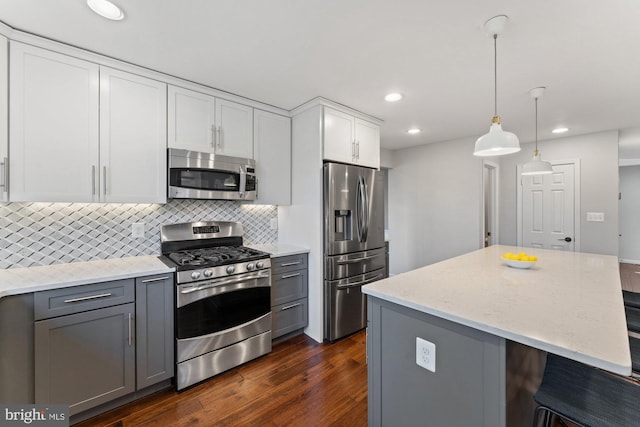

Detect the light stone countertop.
xmin=247 ymin=243 xmax=310 ymax=258
xmin=0 ymin=255 xmax=174 ymax=298
xmin=363 ymin=244 xmax=631 ymax=376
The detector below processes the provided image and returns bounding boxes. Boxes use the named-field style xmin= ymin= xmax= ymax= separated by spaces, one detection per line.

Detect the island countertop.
xmin=362 ymin=244 xmax=631 ymax=376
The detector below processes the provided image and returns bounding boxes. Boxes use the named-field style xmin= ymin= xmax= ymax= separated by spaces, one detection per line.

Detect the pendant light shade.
xmin=521 ymin=87 xmax=553 ymax=175
xmin=474 ymin=15 xmax=520 ymax=157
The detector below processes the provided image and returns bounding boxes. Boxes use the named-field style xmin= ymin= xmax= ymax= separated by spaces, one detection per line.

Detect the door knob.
xmin=557 ymin=237 xmax=572 ymax=242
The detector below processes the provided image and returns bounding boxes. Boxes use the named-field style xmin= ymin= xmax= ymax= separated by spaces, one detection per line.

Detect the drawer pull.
xmin=63 ymin=292 xmax=112 ymax=303
xmin=281 ymin=273 xmax=301 ymax=279
xmin=281 ymin=302 xmax=302 ymax=311
xmin=141 ymin=276 xmax=170 ymax=283
xmin=280 ymin=261 xmax=301 ymax=267
xmin=128 ymin=313 xmax=132 ymax=346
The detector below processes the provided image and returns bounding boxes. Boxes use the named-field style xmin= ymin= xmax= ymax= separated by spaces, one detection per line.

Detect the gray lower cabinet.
xmin=271 ymin=253 xmax=308 ymax=338
xmin=35 ymin=302 xmax=136 ymax=416
xmin=135 ymin=274 xmax=174 ymax=389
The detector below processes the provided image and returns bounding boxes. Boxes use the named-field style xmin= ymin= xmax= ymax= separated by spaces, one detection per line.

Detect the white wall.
xmin=499 ymin=130 xmax=619 ymax=256
xmin=388 ymin=137 xmax=484 ymax=274
xmin=619 ymin=165 xmax=640 ymax=263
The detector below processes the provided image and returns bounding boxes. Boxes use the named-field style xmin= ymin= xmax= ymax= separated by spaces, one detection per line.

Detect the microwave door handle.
xmin=239 ymin=166 xmax=246 ymax=198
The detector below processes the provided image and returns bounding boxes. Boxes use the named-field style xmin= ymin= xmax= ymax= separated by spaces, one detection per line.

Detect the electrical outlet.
xmin=131 ymin=222 xmax=145 ymax=238
xmin=270 ymin=218 xmax=278 ymax=231
xmin=416 ymin=337 xmax=436 ymax=372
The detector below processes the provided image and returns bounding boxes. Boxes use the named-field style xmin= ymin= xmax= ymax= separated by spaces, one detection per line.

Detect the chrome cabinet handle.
xmin=281 ymin=302 xmax=301 ymax=311
xmin=352 ymin=141 xmax=356 ymax=160
xmin=280 ymin=261 xmax=301 ymax=267
xmin=216 ymin=126 xmax=222 ymax=148
xmin=91 ymin=165 xmax=96 ymax=196
xmin=281 ymin=272 xmax=301 ymax=279
xmin=103 ymin=166 xmax=107 ymax=196
xmin=63 ymin=292 xmax=112 ymax=303
xmin=211 ymin=124 xmax=216 ymax=148
xmin=0 ymin=157 xmax=6 ymax=190
xmin=356 ymin=141 xmax=360 ymax=160
xmin=141 ymin=276 xmax=170 ymax=283
xmin=128 ymin=313 xmax=132 ymax=346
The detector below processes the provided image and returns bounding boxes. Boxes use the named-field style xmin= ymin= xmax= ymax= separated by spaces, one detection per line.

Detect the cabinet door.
xmin=99 ymin=67 xmax=167 ymax=203
xmin=167 ymin=85 xmax=216 ymax=153
xmin=9 ymin=42 xmax=99 ymax=202
xmin=355 ymin=118 xmax=380 ymax=169
xmin=215 ymin=98 xmax=253 ymax=158
xmin=253 ymin=110 xmax=291 ymax=205
xmin=323 ymin=107 xmax=355 ymax=164
xmin=0 ymin=35 xmax=7 ymax=202
xmin=35 ymin=303 xmax=135 ymax=416
xmin=135 ymin=275 xmax=174 ymax=389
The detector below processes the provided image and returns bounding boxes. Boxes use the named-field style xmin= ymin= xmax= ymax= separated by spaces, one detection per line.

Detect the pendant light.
xmin=521 ymin=87 xmax=553 ymax=175
xmin=473 ymin=15 xmax=520 ymax=157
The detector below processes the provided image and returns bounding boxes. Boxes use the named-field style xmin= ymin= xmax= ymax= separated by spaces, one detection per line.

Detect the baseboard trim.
xmin=620 ymin=259 xmax=640 ymax=265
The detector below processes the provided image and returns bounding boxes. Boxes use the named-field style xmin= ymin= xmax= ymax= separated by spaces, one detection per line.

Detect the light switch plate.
xmin=416 ymin=337 xmax=436 ymax=372
xmin=132 ymin=222 xmax=145 ymax=238
xmin=586 ymin=212 xmax=605 ymax=222
xmin=270 ymin=218 xmax=278 ymax=231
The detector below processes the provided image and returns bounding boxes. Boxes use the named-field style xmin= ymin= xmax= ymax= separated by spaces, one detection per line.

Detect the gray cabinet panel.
xmin=35 ymin=303 xmax=135 ymax=416
xmin=34 ymin=279 xmax=134 ymax=320
xmin=271 ymin=253 xmax=308 ymax=275
xmin=272 ymin=298 xmax=308 ymax=338
xmin=271 ymin=267 xmax=308 ymax=306
xmin=135 ymin=274 xmax=175 ymax=389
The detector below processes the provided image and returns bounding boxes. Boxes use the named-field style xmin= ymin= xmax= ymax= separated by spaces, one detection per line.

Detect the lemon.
xmin=503 ymin=252 xmax=513 ymax=259
xmin=529 ymin=255 xmax=538 ymax=262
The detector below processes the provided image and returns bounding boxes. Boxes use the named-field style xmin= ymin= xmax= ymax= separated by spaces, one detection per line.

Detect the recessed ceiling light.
xmin=552 ymin=127 xmax=569 ymax=134
xmin=407 ymin=128 xmax=421 ymax=135
xmin=384 ymin=93 xmax=403 ymax=102
xmin=87 ymin=0 xmax=125 ymax=20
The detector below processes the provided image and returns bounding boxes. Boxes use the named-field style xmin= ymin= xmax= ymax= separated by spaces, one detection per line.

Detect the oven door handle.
xmin=179 ymin=270 xmax=270 ymax=295
xmin=238 ymin=165 xmax=246 ymax=198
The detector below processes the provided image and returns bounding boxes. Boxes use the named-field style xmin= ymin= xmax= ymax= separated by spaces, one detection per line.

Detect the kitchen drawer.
xmin=271 ymin=253 xmax=308 ymax=275
xmin=272 ymin=268 xmax=308 ymax=306
xmin=34 ymin=279 xmax=135 ymax=320
xmin=272 ymin=298 xmax=308 ymax=339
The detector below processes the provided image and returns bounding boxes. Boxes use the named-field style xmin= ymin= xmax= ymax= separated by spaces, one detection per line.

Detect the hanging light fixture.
xmin=521 ymin=87 xmax=553 ymax=175
xmin=473 ymin=15 xmax=520 ymax=157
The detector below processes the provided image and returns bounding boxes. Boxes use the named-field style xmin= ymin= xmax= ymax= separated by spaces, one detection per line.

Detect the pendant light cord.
xmin=493 ymin=34 xmax=498 ymax=117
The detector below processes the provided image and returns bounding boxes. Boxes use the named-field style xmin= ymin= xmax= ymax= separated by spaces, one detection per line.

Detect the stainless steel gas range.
xmin=160 ymin=221 xmax=272 ymax=390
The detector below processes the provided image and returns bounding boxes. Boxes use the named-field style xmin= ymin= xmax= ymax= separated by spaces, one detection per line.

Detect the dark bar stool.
xmin=631 ymin=336 xmax=640 ymax=376
xmin=532 ymin=353 xmax=640 ymax=427
xmin=623 ymin=290 xmax=640 ymax=309
xmin=625 ymin=306 xmax=640 ymax=333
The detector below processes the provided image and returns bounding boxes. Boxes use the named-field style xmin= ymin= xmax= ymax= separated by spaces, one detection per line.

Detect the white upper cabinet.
xmin=10 ymin=42 xmax=167 ymax=203
xmin=323 ymin=106 xmax=380 ymax=168
xmin=167 ymin=86 xmax=215 ymax=153
xmin=253 ymin=109 xmax=291 ymax=205
xmin=99 ymin=67 xmax=167 ymax=203
xmin=0 ymin=35 xmax=8 ymax=202
xmin=10 ymin=42 xmax=100 ymax=202
xmin=168 ymin=85 xmax=254 ymax=159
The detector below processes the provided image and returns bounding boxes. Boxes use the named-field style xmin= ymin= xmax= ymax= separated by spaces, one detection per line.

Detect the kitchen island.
xmin=362 ymin=245 xmax=630 ymax=427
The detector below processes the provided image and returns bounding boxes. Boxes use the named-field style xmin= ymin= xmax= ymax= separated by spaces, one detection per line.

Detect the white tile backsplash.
xmin=0 ymin=200 xmax=277 ymax=269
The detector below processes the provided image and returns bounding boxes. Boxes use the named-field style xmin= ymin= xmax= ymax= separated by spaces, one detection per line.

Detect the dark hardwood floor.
xmin=76 ymin=331 xmax=368 ymax=427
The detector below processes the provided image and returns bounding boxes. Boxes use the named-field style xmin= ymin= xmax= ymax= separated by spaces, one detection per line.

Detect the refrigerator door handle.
xmin=336 ymin=273 xmax=385 ymax=289
xmin=362 ymin=177 xmax=369 ymax=242
xmin=355 ymin=176 xmax=363 ymax=242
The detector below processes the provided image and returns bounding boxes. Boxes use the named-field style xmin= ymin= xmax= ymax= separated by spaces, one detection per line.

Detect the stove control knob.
xmin=191 ymin=271 xmax=201 ymax=280
xmin=226 ymin=266 xmax=235 ymax=275
xmin=256 ymin=261 xmax=264 ymax=269
xmin=203 ymin=269 xmax=213 ymax=278
xmin=246 ymin=263 xmax=255 ymax=271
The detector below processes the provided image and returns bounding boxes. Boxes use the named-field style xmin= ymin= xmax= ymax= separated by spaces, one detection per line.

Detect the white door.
xmin=253 ymin=109 xmax=291 ymax=205
xmin=9 ymin=42 xmax=99 ymax=202
xmin=354 ymin=118 xmax=380 ymax=168
xmin=483 ymin=161 xmax=499 ymax=248
xmin=167 ymin=86 xmax=216 ymax=153
xmin=521 ymin=163 xmax=576 ymax=250
xmin=0 ymin=35 xmax=8 ymax=202
xmin=323 ymin=107 xmax=354 ymax=164
xmin=99 ymin=67 xmax=167 ymax=203
xmin=215 ymin=98 xmax=253 ymax=158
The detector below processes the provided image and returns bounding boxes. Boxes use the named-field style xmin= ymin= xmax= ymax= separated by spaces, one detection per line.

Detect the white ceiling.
xmin=1 ymin=0 xmax=639 ymax=151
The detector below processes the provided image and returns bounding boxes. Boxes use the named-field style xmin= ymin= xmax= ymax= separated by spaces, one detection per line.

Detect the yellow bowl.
xmin=502 ymin=257 xmax=536 ymax=269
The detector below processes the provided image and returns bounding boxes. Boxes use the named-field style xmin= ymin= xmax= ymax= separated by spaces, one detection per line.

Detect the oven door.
xmin=176 ymin=270 xmax=271 ymax=363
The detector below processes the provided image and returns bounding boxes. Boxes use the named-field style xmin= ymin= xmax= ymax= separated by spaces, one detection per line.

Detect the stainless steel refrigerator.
xmin=324 ymin=162 xmax=386 ymax=341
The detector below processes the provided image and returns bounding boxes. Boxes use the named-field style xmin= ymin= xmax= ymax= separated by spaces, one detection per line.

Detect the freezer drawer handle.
xmin=336 ymin=273 xmax=384 ymax=290
xmin=141 ymin=276 xmax=170 ymax=283
xmin=281 ymin=273 xmax=301 ymax=279
xmin=281 ymin=302 xmax=302 ymax=311
xmin=63 ymin=292 xmax=112 ymax=303
xmin=280 ymin=261 xmax=301 ymax=267
xmin=336 ymin=254 xmax=379 ymax=264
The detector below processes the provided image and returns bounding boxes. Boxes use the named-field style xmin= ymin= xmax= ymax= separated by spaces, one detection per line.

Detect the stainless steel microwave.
xmin=168 ymin=148 xmax=257 ymax=201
